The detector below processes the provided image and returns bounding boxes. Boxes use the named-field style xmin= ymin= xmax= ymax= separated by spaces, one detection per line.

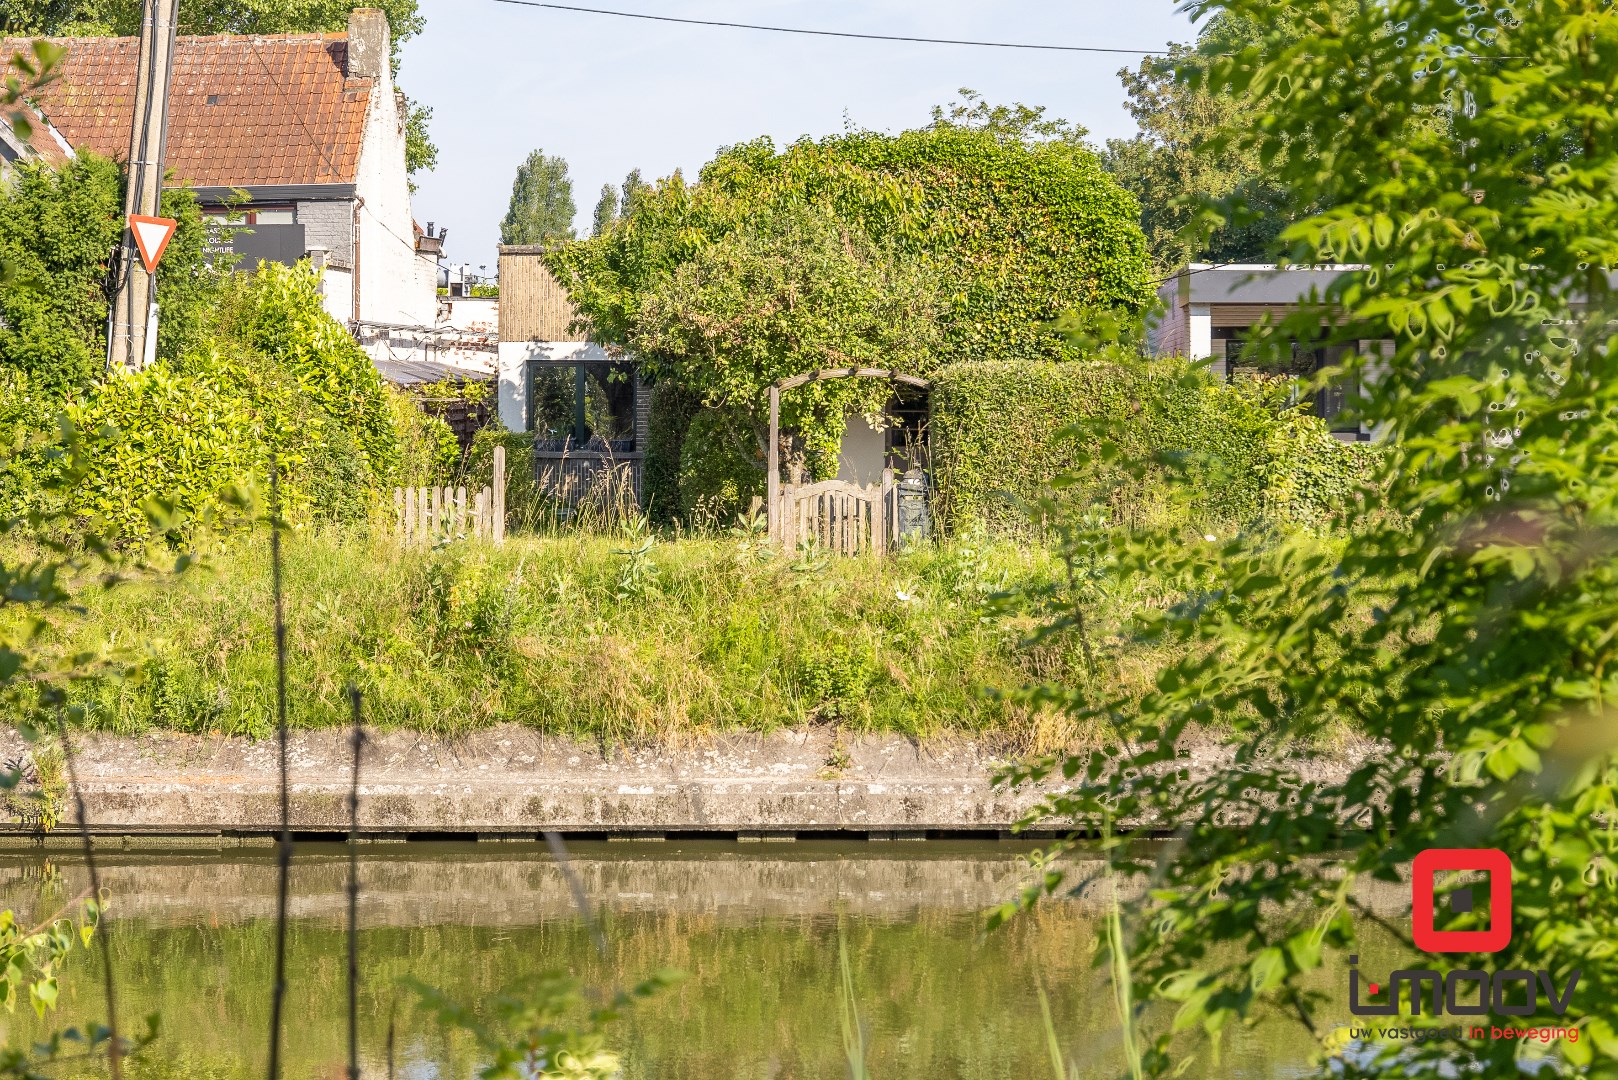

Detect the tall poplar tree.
xmin=500 ymin=149 xmax=575 ymax=246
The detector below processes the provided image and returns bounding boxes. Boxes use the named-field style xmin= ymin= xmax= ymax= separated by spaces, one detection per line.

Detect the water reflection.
xmin=0 ymin=841 xmax=1344 ymax=1079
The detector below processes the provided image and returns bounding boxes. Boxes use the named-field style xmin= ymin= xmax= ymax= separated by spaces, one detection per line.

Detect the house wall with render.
xmin=349 ymin=9 xmax=438 ymax=336
xmin=496 ymin=246 xmax=597 ymax=432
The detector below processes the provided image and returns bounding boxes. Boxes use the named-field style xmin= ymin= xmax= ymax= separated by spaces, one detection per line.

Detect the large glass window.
xmin=1218 ymin=332 xmax=1360 ymax=434
xmin=527 ymin=361 xmax=637 ymax=452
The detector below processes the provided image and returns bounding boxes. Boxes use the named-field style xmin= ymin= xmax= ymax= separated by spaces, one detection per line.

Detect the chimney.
xmin=347 ymin=8 xmax=391 ymax=82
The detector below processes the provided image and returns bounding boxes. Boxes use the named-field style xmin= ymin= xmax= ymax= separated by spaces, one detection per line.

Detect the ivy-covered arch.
xmin=766 ymin=367 xmax=930 ymax=542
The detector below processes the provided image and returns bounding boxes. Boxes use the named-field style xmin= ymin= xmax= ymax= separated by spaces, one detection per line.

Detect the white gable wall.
xmin=352 ymin=68 xmax=436 ymax=333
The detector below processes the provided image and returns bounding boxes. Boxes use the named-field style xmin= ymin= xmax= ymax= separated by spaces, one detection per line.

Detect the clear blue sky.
xmin=400 ymin=1 xmax=1199 ymax=270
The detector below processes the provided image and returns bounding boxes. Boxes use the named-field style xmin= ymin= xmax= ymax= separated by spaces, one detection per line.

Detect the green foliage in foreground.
xmin=1006 ymin=1 xmax=1618 ymax=1077
xmin=0 ymin=154 xmax=219 ymax=396
xmin=49 ymin=530 xmax=1084 ymax=740
xmin=929 ymin=356 xmax=1378 ymax=535
xmin=0 ymin=263 xmax=405 ymax=539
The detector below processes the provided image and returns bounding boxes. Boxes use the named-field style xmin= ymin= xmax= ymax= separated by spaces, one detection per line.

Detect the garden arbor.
xmin=767 ymin=368 xmax=931 ymax=554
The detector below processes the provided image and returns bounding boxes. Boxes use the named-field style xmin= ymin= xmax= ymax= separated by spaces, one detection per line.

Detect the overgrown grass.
xmin=43 ymin=527 xmax=1101 ymax=745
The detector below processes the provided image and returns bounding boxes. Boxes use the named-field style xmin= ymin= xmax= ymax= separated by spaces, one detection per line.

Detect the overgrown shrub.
xmin=677 ymin=408 xmax=764 ymax=526
xmin=392 ymin=388 xmax=462 ymax=488
xmin=0 ymin=260 xmax=407 ymax=539
xmin=0 ymin=153 xmax=218 ymax=395
xmin=642 ymin=381 xmax=699 ymax=526
xmin=223 ymin=262 xmax=400 ymax=479
xmin=929 ymin=355 xmax=1377 ymax=534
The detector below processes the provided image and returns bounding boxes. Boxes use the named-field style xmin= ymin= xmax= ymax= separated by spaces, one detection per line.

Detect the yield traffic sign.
xmin=129 ymin=214 xmax=179 ymax=272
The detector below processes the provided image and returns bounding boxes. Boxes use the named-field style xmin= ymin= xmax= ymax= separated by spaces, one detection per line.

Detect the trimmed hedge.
xmin=929 ymin=356 xmax=1379 ymax=534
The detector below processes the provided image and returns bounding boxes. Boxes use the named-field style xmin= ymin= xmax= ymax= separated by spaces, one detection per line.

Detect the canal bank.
xmin=1 ymin=725 xmax=1370 ymax=841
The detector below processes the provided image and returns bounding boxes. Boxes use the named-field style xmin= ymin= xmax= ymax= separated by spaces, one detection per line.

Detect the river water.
xmin=0 ymin=841 xmax=1326 ymax=1078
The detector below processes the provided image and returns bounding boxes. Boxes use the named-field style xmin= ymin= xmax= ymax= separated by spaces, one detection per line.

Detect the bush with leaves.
xmin=548 ymin=101 xmax=1153 ymax=497
xmin=1002 ymin=2 xmax=1618 ymax=1078
xmin=0 ymin=153 xmax=219 ymax=396
xmin=930 ymin=354 xmax=1371 ymax=535
xmin=0 ymin=260 xmax=404 ymax=540
xmin=677 ymin=407 xmax=766 ymax=525
xmin=224 ymin=262 xmax=399 ymax=480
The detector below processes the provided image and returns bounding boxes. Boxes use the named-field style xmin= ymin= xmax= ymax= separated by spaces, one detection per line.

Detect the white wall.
xmin=354 ymin=74 xmax=436 ymax=328
xmin=836 ymin=413 xmax=887 ymax=488
xmin=497 ymin=340 xmax=614 ymax=432
xmin=320 ymin=266 xmax=354 ymax=324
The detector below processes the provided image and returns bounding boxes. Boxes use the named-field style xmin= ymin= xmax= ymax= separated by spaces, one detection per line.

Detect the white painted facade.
xmin=339 ymin=11 xmax=438 ymax=345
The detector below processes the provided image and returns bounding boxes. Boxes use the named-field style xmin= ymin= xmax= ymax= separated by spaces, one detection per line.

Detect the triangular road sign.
xmin=129 ymin=214 xmax=179 ymax=272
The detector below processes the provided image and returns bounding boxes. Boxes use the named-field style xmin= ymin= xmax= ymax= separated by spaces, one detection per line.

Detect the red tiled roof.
xmin=4 ymin=33 xmax=374 ymax=188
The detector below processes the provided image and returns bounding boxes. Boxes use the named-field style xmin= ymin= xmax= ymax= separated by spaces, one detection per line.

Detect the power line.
xmin=491 ymin=0 xmax=1171 ymax=55
xmin=493 ymin=1 xmax=1527 ymax=64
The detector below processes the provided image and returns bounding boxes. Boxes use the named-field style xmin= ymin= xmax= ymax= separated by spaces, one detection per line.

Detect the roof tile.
xmin=4 ymin=32 xmax=371 ymax=188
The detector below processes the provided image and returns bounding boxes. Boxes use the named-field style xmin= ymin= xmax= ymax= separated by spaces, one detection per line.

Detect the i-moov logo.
xmin=1347 ymin=849 xmax=1580 ymax=1023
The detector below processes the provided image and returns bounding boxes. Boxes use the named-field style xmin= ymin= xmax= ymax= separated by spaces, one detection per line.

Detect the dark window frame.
xmin=526 ymin=358 xmax=638 ymax=454
xmin=1215 ymin=327 xmax=1362 ymax=434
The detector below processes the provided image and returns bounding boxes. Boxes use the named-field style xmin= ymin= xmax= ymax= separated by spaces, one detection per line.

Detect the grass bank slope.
xmin=58 ymin=531 xmax=1083 ymax=743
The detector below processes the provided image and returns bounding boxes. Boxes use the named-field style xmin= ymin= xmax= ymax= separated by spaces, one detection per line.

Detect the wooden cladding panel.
xmin=498 ymin=247 xmax=587 ymax=343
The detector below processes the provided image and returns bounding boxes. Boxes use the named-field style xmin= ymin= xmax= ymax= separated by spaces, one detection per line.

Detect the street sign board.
xmin=129 ymin=214 xmax=179 ymax=272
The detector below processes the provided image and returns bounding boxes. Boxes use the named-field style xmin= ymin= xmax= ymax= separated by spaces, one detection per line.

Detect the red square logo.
xmin=1412 ymin=848 xmax=1512 ymax=954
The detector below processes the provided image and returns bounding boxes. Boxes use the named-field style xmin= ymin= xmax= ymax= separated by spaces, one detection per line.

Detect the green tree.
xmin=1 ymin=0 xmax=437 ymax=178
xmin=617 ymin=167 xmax=648 ymax=218
xmin=1007 ymin=2 xmax=1618 ymax=1077
xmin=590 ymin=183 xmax=617 ymax=238
xmin=631 ymin=199 xmax=946 ymax=480
xmin=0 ymin=153 xmax=216 ymax=396
xmin=1102 ymin=14 xmax=1304 ymax=273
xmin=548 ymin=103 xmax=1151 ymax=489
xmin=929 ymin=86 xmax=1089 ymax=147
xmin=500 ymin=149 xmax=576 ymax=246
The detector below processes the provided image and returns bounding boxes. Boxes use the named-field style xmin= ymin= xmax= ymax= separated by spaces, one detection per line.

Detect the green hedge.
xmin=0 ymin=262 xmax=404 ymax=540
xmin=929 ymin=356 xmax=1379 ymax=534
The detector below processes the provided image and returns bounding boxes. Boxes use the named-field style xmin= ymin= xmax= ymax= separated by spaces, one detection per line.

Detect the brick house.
xmin=4 ymin=7 xmax=438 ymax=343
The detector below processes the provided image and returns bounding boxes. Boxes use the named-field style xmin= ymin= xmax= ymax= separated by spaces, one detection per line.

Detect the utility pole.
xmin=109 ymin=0 xmax=179 ymax=373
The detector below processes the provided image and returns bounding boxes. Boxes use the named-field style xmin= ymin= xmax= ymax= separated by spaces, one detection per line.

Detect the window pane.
xmin=529 ymin=365 xmax=578 ymax=442
xmin=529 ymin=362 xmax=636 ymax=450
xmin=583 ymin=363 xmax=635 ymax=444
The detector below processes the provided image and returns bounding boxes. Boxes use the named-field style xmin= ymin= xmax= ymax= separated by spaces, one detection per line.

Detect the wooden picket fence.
xmin=395 ymin=446 xmax=507 ymax=545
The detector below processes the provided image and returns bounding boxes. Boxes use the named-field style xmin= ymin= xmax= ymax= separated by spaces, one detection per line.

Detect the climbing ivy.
xmin=547 ymin=107 xmax=1153 ymax=498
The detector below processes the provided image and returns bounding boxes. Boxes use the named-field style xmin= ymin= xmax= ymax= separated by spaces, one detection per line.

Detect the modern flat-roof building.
xmin=1150 ymin=264 xmax=1384 ymax=441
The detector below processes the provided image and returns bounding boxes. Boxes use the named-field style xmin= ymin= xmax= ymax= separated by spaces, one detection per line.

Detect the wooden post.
xmin=493 ymin=444 xmax=507 ymax=544
xmin=878 ymin=469 xmax=893 ymax=557
xmin=110 ymin=0 xmax=179 ymax=372
xmin=456 ymin=486 xmax=468 ymax=536
xmin=767 ymin=385 xmax=780 ymax=543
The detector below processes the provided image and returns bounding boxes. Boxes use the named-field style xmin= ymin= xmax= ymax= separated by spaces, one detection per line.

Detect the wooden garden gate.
xmin=766 ymin=368 xmax=929 ymax=555
xmin=778 ymin=475 xmax=899 ymax=556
